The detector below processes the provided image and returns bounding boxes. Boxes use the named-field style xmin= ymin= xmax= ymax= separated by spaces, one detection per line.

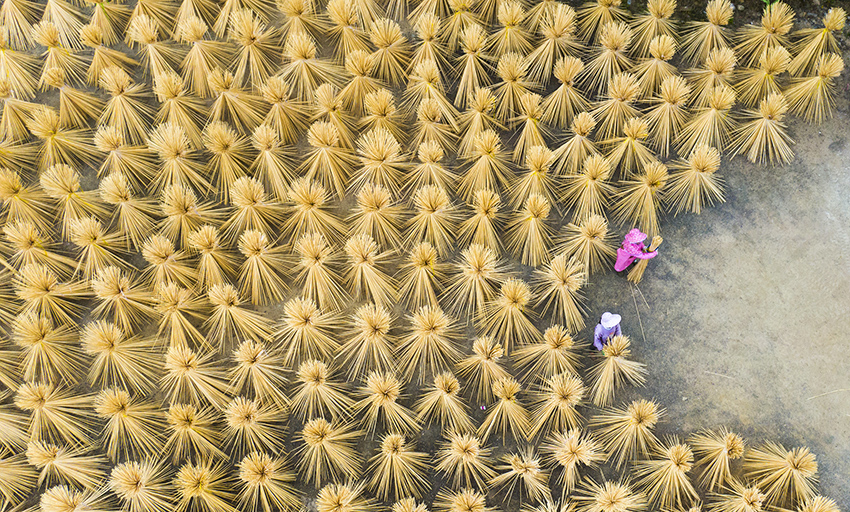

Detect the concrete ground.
xmin=579 ymin=107 xmax=850 ymax=505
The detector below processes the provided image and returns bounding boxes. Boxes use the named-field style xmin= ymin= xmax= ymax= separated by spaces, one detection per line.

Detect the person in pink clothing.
xmin=614 ymin=228 xmax=658 ymax=272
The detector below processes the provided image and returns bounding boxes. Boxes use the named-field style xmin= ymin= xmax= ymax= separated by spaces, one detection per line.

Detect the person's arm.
xmin=634 ymin=250 xmax=658 ymax=260
xmin=612 ymin=324 xmax=622 ymax=337
xmin=593 ymin=326 xmax=605 ymax=350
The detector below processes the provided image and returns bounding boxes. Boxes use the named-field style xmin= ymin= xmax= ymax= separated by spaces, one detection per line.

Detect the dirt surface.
xmin=576 ymin=101 xmax=850 ymax=507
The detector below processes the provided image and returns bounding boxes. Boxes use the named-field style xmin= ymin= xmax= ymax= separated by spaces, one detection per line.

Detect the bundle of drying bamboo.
xmin=0 ymin=0 xmax=841 ymax=511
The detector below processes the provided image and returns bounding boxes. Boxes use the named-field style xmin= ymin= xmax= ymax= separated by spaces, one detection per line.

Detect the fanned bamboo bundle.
xmin=587 ymin=334 xmax=647 ymax=406
xmin=632 ymin=438 xmax=698 ymax=508
xmin=690 ymin=427 xmax=745 ymax=491
xmin=743 ymin=441 xmax=819 ymax=506
xmin=542 ymin=428 xmax=605 ymax=495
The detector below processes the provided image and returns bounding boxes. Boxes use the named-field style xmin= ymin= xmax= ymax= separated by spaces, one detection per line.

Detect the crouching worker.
xmin=614 ymin=228 xmax=658 ymax=272
xmin=593 ymin=312 xmax=622 ymax=351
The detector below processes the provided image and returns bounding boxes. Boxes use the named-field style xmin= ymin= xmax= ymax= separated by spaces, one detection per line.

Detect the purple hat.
xmin=624 ymin=228 xmax=647 ymax=244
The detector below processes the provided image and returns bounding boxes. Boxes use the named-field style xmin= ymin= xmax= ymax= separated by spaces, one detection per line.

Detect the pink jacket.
xmin=614 ymin=242 xmax=657 ymax=272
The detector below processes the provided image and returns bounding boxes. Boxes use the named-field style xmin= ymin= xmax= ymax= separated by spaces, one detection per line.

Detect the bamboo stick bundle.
xmin=435 ymin=431 xmax=496 ymax=490
xmin=679 ymin=0 xmax=733 ymax=65
xmin=743 ymin=442 xmax=819 ymax=507
xmin=590 ymin=399 xmax=665 ymax=468
xmin=414 ymin=372 xmax=474 ymax=432
xmin=514 ymin=325 xmax=583 ymax=382
xmin=628 ymin=235 xmax=663 ymax=283
xmin=409 ymin=13 xmax=451 ymax=74
xmin=489 ymin=449 xmax=552 ymax=503
xmin=689 ymin=427 xmax=745 ymax=491
xmin=542 ymin=428 xmax=605 ymax=495
xmin=337 ymin=303 xmax=397 ymax=378
xmin=587 ymin=335 xmax=647 ymax=406
xmin=486 ymin=1 xmax=532 ymax=58
xmin=631 ymin=0 xmax=677 ymax=57
xmin=109 ymin=460 xmax=173 ymax=512
xmin=456 ymin=335 xmax=511 ymax=403
xmin=788 ymin=7 xmax=845 ymax=76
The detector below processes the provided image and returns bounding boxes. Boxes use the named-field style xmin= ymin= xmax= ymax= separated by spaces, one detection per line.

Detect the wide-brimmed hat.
xmin=601 ymin=312 xmax=621 ymax=329
xmin=624 ymin=228 xmax=648 ymax=244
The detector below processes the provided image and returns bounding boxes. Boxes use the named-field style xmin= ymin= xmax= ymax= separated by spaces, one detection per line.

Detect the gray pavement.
xmin=578 ymin=110 xmax=850 ymax=506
